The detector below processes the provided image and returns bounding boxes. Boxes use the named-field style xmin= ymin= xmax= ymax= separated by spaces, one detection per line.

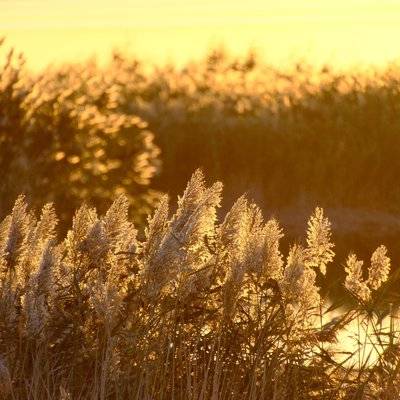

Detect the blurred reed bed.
xmin=2 ymin=40 xmax=400 ymax=268
xmin=0 ymin=38 xmax=161 ymax=227
xmin=1 ymin=170 xmax=400 ymax=399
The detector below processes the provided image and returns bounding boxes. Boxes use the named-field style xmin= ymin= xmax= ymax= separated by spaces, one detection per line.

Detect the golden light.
xmin=1 ymin=0 xmax=400 ymax=70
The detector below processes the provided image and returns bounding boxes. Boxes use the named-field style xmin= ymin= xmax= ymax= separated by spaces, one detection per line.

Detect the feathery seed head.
xmin=280 ymin=244 xmax=320 ymax=321
xmin=143 ymin=194 xmax=169 ymax=260
xmin=103 ymin=194 xmax=132 ymax=247
xmin=305 ymin=207 xmax=335 ymax=275
xmin=261 ymin=218 xmax=284 ymax=280
xmin=142 ymin=170 xmax=222 ymax=299
xmin=0 ymin=195 xmax=32 ymax=270
xmin=368 ymin=245 xmax=391 ymax=291
xmin=36 ymin=240 xmax=55 ymax=296
xmin=345 ymin=253 xmax=371 ymax=302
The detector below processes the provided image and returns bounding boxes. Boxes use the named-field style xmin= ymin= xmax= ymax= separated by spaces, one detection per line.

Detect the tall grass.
xmin=1 ymin=170 xmax=399 ymax=399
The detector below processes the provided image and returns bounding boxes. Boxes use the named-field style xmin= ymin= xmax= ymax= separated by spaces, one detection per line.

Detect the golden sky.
xmin=1 ymin=0 xmax=400 ymax=70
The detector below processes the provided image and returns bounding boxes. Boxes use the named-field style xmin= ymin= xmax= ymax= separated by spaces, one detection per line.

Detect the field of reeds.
xmin=1 ymin=170 xmax=399 ymax=399
xmin=3 ymin=37 xmax=400 ymax=398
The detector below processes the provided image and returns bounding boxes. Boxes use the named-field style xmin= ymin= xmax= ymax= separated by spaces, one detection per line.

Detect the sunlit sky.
xmin=1 ymin=0 xmax=400 ymax=70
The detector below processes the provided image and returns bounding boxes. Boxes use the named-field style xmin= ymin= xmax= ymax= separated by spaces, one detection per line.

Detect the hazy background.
xmin=2 ymin=0 xmax=400 ymax=71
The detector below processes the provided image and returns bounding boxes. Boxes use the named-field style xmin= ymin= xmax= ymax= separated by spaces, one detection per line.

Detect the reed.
xmin=0 ymin=171 xmax=399 ymax=399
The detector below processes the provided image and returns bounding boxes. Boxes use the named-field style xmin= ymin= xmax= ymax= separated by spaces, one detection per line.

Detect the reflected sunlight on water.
xmin=322 ymin=304 xmax=400 ymax=368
